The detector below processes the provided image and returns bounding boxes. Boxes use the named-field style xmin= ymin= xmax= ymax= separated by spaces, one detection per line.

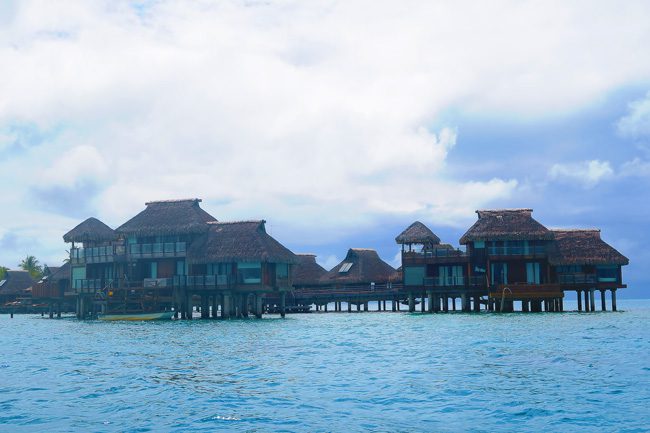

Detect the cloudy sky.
xmin=1 ymin=1 xmax=650 ymax=297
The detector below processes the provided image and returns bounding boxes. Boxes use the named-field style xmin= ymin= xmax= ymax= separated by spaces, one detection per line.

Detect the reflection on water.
xmin=0 ymin=299 xmax=649 ymax=432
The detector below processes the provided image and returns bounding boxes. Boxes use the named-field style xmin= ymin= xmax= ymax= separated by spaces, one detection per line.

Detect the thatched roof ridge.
xmin=116 ymin=198 xmax=216 ymax=236
xmin=549 ymin=229 xmax=629 ymax=266
xmin=320 ymin=248 xmax=398 ymax=285
xmin=63 ymin=217 xmax=116 ymax=243
xmin=395 ymin=221 xmax=441 ymax=244
xmin=459 ymin=209 xmax=553 ymax=244
xmin=0 ymin=271 xmax=36 ymax=296
xmin=188 ymin=220 xmax=298 ymax=264
xmin=293 ymin=254 xmax=328 ymax=286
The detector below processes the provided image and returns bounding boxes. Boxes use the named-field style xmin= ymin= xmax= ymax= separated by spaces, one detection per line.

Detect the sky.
xmin=1 ymin=1 xmax=650 ymax=298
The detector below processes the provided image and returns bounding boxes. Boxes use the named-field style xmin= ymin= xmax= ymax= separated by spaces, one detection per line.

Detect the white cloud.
xmin=620 ymin=157 xmax=650 ymax=177
xmin=548 ymin=160 xmax=614 ymax=187
xmin=2 ymin=1 xmax=650 ymax=263
xmin=618 ymin=91 xmax=650 ymax=139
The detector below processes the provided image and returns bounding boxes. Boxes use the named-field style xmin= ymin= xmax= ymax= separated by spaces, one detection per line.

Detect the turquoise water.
xmin=1 ymin=300 xmax=649 ymax=432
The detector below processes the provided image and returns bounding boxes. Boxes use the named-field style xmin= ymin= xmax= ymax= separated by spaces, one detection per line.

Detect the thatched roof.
xmin=116 ymin=199 xmax=216 ymax=237
xmin=188 ymin=221 xmax=298 ymax=264
xmin=459 ymin=209 xmax=553 ymax=244
xmin=63 ymin=217 xmax=116 ymax=243
xmin=395 ymin=221 xmax=441 ymax=244
xmin=40 ymin=262 xmax=70 ymax=283
xmin=549 ymin=230 xmax=629 ymax=266
xmin=292 ymin=254 xmax=328 ymax=286
xmin=320 ymin=248 xmax=398 ymax=285
xmin=0 ymin=271 xmax=36 ymax=296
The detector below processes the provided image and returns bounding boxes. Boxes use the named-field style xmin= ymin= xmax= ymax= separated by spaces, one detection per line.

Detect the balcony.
xmin=128 ymin=242 xmax=186 ymax=258
xmin=404 ymin=249 xmax=466 ymax=258
xmin=557 ymin=274 xmax=598 ymax=284
xmin=487 ymin=246 xmax=546 ymax=256
xmin=73 ymin=278 xmax=114 ymax=293
xmin=172 ymin=275 xmax=232 ymax=289
xmin=423 ymin=276 xmax=486 ymax=288
xmin=70 ymin=246 xmax=125 ymax=264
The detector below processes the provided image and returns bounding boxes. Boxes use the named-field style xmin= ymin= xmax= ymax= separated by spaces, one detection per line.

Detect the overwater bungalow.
xmin=549 ymin=229 xmax=628 ymax=311
xmin=0 ymin=270 xmax=36 ymax=306
xmin=302 ymin=248 xmax=399 ymax=312
xmin=31 ymin=263 xmax=72 ymax=317
xmin=397 ymin=209 xmax=629 ymax=313
xmin=62 ymin=199 xmax=297 ymax=319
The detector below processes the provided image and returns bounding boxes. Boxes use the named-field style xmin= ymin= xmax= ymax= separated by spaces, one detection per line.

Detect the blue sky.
xmin=1 ymin=1 xmax=650 ymax=298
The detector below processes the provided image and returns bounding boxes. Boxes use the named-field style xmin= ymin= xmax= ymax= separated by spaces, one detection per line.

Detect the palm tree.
xmin=0 ymin=266 xmax=8 ymax=279
xmin=19 ymin=255 xmax=43 ymax=279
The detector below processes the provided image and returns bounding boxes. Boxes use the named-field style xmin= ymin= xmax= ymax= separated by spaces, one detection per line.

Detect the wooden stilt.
xmin=255 ymin=295 xmax=263 ymax=318
xmin=280 ymin=292 xmax=286 ymax=318
xmin=584 ymin=290 xmax=590 ymax=312
xmin=600 ymin=290 xmax=606 ymax=311
xmin=451 ymin=297 xmax=456 ymax=311
xmin=392 ymin=299 xmax=396 ymax=312
xmin=611 ymin=289 xmax=617 ymax=311
xmin=222 ymin=293 xmax=231 ymax=319
xmin=427 ymin=291 xmax=433 ymax=313
xmin=589 ymin=289 xmax=596 ymax=312
xmin=408 ymin=292 xmax=414 ymax=313
xmin=577 ymin=290 xmax=582 ymax=311
xmin=443 ymin=296 xmax=449 ymax=312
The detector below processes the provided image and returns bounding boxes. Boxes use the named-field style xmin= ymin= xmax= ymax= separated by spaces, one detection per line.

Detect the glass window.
xmin=176 ymin=260 xmax=187 ymax=276
xmin=276 ymin=263 xmax=288 ymax=278
xmin=596 ymin=265 xmax=618 ymax=283
xmin=474 ymin=241 xmax=485 ymax=249
xmin=491 ymin=262 xmax=508 ymax=285
xmin=72 ymin=266 xmax=86 ymax=289
xmin=150 ymin=262 xmax=158 ymax=279
xmin=238 ymin=262 xmax=261 ymax=284
xmin=526 ymin=262 xmax=540 ymax=284
xmin=404 ymin=266 xmax=425 ymax=286
xmin=339 ymin=262 xmax=353 ymax=273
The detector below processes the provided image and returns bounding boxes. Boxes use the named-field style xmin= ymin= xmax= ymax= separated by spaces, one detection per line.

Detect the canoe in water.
xmin=98 ymin=311 xmax=174 ymax=321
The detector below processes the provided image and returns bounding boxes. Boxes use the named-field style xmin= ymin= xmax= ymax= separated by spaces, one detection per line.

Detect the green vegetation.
xmin=19 ymin=255 xmax=43 ymax=279
xmin=0 ymin=266 xmax=8 ymax=279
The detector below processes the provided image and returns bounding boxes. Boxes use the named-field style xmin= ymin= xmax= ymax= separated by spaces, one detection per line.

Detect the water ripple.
xmin=0 ymin=299 xmax=649 ymax=432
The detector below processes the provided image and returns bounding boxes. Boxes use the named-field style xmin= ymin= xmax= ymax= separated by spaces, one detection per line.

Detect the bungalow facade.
xmin=63 ymin=199 xmax=297 ymax=319
xmin=397 ymin=209 xmax=628 ymax=312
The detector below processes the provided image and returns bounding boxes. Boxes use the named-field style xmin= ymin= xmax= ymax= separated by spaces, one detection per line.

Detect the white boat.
xmin=98 ymin=311 xmax=174 ymax=321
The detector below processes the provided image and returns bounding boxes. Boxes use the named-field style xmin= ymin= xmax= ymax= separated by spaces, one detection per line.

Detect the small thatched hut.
xmin=320 ymin=248 xmax=398 ymax=286
xmin=292 ymin=254 xmax=328 ymax=289
xmin=63 ymin=217 xmax=116 ymax=244
xmin=395 ymin=221 xmax=441 ymax=246
xmin=32 ymin=263 xmax=71 ymax=299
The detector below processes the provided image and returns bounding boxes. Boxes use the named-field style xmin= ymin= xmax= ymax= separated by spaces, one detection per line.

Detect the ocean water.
xmin=1 ymin=300 xmax=649 ymax=432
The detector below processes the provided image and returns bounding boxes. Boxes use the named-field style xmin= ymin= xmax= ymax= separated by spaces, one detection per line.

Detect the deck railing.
xmin=73 ymin=278 xmax=114 ymax=291
xmin=70 ymin=245 xmax=125 ymax=264
xmin=128 ymin=242 xmax=186 ymax=258
xmin=557 ymin=274 xmax=598 ymax=284
xmin=403 ymin=249 xmax=466 ymax=258
xmin=173 ymin=274 xmax=232 ymax=289
xmin=487 ymin=246 xmax=546 ymax=256
xmin=423 ymin=276 xmax=486 ymax=288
